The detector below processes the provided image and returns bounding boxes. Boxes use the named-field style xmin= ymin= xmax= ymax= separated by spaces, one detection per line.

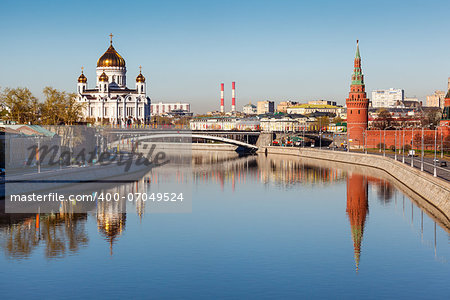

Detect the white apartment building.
xmin=426 ymin=91 xmax=446 ymax=109
xmin=150 ymin=102 xmax=190 ymax=116
xmin=259 ymin=115 xmax=310 ymax=132
xmin=371 ymin=88 xmax=404 ymax=108
xmin=257 ymin=101 xmax=275 ymax=115
xmin=189 ymin=117 xmax=260 ymax=131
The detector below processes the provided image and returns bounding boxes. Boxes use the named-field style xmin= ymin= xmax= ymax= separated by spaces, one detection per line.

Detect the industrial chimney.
xmin=220 ymin=83 xmax=224 ymax=113
xmin=231 ymin=81 xmax=236 ymax=113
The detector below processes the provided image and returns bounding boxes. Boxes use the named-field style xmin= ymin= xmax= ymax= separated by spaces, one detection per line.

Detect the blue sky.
xmin=0 ymin=0 xmax=449 ymax=112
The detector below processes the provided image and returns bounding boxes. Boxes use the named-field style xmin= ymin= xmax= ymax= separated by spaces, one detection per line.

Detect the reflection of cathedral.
xmin=97 ymin=199 xmax=126 ymax=255
xmin=76 ymin=34 xmax=151 ymax=125
xmin=346 ymin=173 xmax=368 ymax=271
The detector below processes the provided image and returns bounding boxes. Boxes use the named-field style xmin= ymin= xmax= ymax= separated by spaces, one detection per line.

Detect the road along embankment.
xmin=260 ymin=146 xmax=450 ymax=223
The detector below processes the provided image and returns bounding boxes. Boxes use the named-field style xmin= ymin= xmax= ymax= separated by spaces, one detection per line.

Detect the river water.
xmin=0 ymin=152 xmax=449 ymax=299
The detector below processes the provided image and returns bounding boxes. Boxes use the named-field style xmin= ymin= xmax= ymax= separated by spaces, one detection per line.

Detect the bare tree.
xmin=0 ymin=87 xmax=39 ymax=124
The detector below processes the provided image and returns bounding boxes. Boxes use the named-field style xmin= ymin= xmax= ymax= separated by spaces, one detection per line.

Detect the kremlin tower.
xmin=346 ymin=40 xmax=369 ymax=149
xmin=439 ymin=89 xmax=450 ymax=127
xmin=346 ymin=172 xmax=369 ymax=272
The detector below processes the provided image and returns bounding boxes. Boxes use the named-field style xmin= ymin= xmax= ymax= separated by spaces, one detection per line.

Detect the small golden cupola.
xmin=136 ymin=66 xmax=145 ymax=83
xmin=78 ymin=67 xmax=87 ymax=83
xmin=99 ymin=71 xmax=109 ymax=82
xmin=97 ymin=34 xmax=126 ymax=68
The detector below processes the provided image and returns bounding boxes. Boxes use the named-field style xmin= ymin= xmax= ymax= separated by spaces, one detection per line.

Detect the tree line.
xmin=0 ymin=87 xmax=85 ymax=125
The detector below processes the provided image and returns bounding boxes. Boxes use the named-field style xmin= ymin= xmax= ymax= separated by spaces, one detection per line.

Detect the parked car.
xmin=408 ymin=150 xmax=417 ymax=157
xmin=440 ymin=161 xmax=447 ymax=167
xmin=0 ymin=168 xmax=5 ymax=176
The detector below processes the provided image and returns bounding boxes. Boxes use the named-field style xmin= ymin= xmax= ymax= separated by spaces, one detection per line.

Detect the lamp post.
xmin=383 ymin=128 xmax=386 ymax=157
xmin=332 ymin=132 xmax=335 ymax=151
xmin=303 ymin=127 xmax=305 ymax=148
xmin=394 ymin=129 xmax=397 ymax=160
xmin=440 ymin=127 xmax=444 ymax=159
xmin=37 ymin=136 xmax=41 ymax=173
xmin=421 ymin=127 xmax=424 ymax=172
xmin=411 ymin=128 xmax=414 ymax=168
xmin=379 ymin=129 xmax=382 ymax=153
xmin=347 ymin=128 xmax=350 ymax=152
xmin=319 ymin=131 xmax=322 ymax=150
xmin=434 ymin=128 xmax=437 ymax=177
xmin=402 ymin=129 xmax=405 ymax=163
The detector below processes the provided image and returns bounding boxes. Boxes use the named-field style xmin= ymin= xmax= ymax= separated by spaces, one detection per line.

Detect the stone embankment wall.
xmin=260 ymin=146 xmax=450 ymax=221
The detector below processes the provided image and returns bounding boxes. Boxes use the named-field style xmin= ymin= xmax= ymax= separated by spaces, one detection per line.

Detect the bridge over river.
xmin=104 ymin=128 xmax=344 ymax=151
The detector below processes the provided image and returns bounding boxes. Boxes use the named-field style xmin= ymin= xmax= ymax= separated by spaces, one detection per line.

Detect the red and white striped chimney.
xmin=220 ymin=83 xmax=224 ymax=113
xmin=231 ymin=81 xmax=236 ymax=113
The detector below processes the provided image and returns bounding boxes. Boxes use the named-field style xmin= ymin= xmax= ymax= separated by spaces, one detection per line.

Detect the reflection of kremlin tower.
xmin=346 ymin=173 xmax=368 ymax=271
xmin=97 ymin=199 xmax=127 ymax=255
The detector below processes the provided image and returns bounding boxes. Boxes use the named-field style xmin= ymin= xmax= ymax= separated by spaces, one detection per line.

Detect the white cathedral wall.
xmin=96 ymin=67 xmax=127 ymax=88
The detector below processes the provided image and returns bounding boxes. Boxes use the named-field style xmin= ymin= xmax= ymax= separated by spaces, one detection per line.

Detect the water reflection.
xmin=346 ymin=173 xmax=368 ymax=271
xmin=0 ymin=152 xmax=448 ymax=269
xmin=0 ymin=212 xmax=88 ymax=259
xmin=97 ymin=198 xmax=126 ymax=256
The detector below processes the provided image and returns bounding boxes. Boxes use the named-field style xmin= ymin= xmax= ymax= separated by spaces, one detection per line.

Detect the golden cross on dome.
xmin=139 ymin=65 xmax=142 ymax=73
xmin=81 ymin=66 xmax=84 ymax=73
xmin=109 ymin=33 xmax=114 ymax=44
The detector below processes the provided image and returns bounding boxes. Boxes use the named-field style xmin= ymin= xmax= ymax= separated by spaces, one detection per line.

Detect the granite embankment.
xmin=260 ymin=146 xmax=450 ymax=222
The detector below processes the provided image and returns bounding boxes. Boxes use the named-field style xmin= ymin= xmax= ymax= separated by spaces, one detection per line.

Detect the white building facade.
xmin=259 ymin=115 xmax=310 ymax=132
xmin=189 ymin=117 xmax=260 ymax=131
xmin=76 ymin=37 xmax=151 ymax=125
xmin=150 ymin=102 xmax=190 ymax=116
xmin=243 ymin=103 xmax=257 ymax=115
xmin=257 ymin=101 xmax=275 ymax=115
xmin=371 ymin=88 xmax=404 ymax=108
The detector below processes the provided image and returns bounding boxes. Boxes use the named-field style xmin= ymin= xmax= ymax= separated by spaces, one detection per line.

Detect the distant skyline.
xmin=1 ymin=0 xmax=449 ymax=113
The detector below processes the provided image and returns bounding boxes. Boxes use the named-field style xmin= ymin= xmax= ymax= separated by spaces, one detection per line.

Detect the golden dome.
xmin=78 ymin=68 xmax=87 ymax=83
xmin=97 ymin=44 xmax=126 ymax=68
xmin=99 ymin=71 xmax=109 ymax=82
xmin=136 ymin=72 xmax=145 ymax=83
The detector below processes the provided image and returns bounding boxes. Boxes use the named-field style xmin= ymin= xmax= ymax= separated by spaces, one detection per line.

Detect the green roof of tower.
xmin=355 ymin=40 xmax=360 ymax=58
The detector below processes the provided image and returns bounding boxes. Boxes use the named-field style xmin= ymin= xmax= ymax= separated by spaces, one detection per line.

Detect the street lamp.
xmin=411 ymin=127 xmax=414 ymax=168
xmin=402 ymin=129 xmax=405 ymax=164
xmin=434 ymin=128 xmax=437 ymax=177
xmin=319 ymin=131 xmax=322 ymax=149
xmin=394 ymin=129 xmax=397 ymax=160
xmin=421 ymin=127 xmax=424 ymax=172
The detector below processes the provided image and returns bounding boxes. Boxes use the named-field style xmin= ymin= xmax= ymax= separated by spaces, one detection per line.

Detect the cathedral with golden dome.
xmin=76 ymin=34 xmax=150 ymax=125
